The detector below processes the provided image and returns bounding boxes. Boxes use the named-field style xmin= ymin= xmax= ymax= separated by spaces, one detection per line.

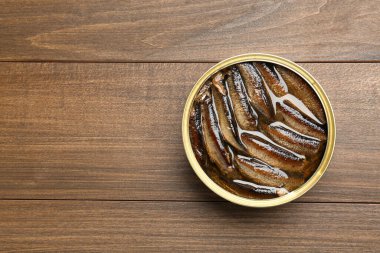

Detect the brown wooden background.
xmin=0 ymin=1 xmax=379 ymax=252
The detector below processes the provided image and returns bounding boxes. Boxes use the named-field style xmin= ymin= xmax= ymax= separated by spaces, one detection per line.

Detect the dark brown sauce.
xmin=189 ymin=62 xmax=327 ymax=199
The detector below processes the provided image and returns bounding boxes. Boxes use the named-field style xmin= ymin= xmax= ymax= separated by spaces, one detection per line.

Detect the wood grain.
xmin=0 ymin=0 xmax=379 ymax=62
xmin=0 ymin=62 xmax=378 ymax=202
xmin=0 ymin=201 xmax=378 ymax=252
xmin=1 ymin=1 xmax=378 ymax=251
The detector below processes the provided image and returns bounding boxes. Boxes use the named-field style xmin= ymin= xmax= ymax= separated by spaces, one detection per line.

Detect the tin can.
xmin=182 ymin=53 xmax=336 ymax=207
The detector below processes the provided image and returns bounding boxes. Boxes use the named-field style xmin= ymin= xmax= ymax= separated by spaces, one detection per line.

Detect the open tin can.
xmin=182 ymin=53 xmax=335 ymax=207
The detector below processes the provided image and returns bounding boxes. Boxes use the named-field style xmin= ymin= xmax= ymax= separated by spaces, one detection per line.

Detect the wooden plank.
xmin=0 ymin=201 xmax=378 ymax=252
xmin=0 ymin=63 xmax=379 ymax=202
xmin=0 ymin=0 xmax=379 ymax=62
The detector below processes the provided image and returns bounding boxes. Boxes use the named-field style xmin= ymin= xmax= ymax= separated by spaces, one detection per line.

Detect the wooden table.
xmin=0 ymin=1 xmax=379 ymax=252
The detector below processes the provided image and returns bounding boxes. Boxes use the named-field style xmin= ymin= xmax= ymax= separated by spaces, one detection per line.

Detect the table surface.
xmin=0 ymin=1 xmax=379 ymax=252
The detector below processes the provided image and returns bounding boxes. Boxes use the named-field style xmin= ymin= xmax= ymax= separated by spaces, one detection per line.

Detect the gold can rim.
xmin=182 ymin=53 xmax=336 ymax=208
